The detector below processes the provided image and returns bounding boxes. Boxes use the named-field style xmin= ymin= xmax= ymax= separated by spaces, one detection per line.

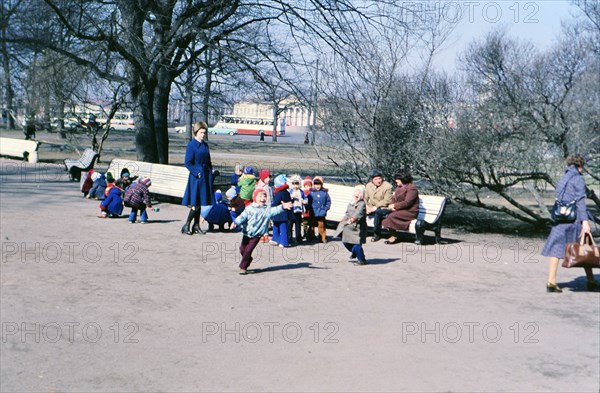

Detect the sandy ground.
xmin=1 ymin=159 xmax=599 ymax=392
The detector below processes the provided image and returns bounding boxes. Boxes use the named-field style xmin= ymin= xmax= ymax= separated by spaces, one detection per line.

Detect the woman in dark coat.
xmin=181 ymin=122 xmax=214 ymax=235
xmin=542 ymin=154 xmax=598 ymax=292
xmin=381 ymin=170 xmax=419 ymax=244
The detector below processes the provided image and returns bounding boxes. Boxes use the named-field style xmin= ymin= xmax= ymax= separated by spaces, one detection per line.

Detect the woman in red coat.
xmin=382 ymin=170 xmax=419 ymax=244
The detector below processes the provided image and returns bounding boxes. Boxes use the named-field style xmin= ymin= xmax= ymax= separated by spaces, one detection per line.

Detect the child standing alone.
xmin=231 ymin=188 xmax=292 ymax=275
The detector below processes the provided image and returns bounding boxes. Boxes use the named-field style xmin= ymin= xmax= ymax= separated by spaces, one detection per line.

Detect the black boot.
xmin=191 ymin=208 xmax=206 ymax=234
xmin=181 ymin=209 xmax=194 ymax=235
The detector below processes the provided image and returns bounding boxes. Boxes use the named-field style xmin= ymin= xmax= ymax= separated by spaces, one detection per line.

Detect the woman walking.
xmin=542 ymin=154 xmax=598 ymax=292
xmin=181 ymin=122 xmax=214 ymax=235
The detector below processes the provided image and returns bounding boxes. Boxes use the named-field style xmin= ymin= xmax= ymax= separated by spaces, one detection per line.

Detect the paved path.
xmin=1 ymin=159 xmax=598 ymax=392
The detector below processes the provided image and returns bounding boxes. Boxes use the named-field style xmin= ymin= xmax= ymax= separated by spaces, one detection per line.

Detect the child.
xmin=231 ymin=164 xmax=243 ymax=194
xmin=231 ymin=188 xmax=293 ymax=274
xmin=98 ymin=179 xmax=124 ymax=218
xmin=289 ymin=174 xmax=307 ymax=243
xmin=87 ymin=172 xmax=107 ymax=200
xmin=225 ymin=185 xmax=245 ymax=223
xmin=104 ymin=172 xmax=116 ymax=197
xmin=120 ymin=168 xmax=138 ymax=191
xmin=310 ymin=176 xmax=331 ymax=243
xmin=205 ymin=190 xmax=233 ymax=231
xmin=257 ymin=169 xmax=273 ymax=206
xmin=123 ymin=178 xmax=153 ymax=223
xmin=238 ymin=166 xmax=257 ymax=206
xmin=81 ymin=169 xmax=95 ymax=197
xmin=271 ymin=174 xmax=293 ymax=247
xmin=302 ymin=176 xmax=315 ymax=241
xmin=334 ymin=185 xmax=368 ymax=265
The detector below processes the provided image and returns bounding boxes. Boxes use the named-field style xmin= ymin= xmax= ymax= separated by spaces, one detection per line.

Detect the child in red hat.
xmin=231 ymin=187 xmax=292 ymax=274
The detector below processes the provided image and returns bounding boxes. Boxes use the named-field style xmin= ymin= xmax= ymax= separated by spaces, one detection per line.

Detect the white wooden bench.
xmin=326 ymin=184 xmax=448 ymax=245
xmin=0 ymin=137 xmax=40 ymax=163
xmin=107 ymin=158 xmax=223 ymax=200
xmin=64 ymin=148 xmax=99 ymax=181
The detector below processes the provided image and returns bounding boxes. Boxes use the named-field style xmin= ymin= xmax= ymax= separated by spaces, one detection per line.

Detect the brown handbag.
xmin=563 ymin=233 xmax=600 ymax=268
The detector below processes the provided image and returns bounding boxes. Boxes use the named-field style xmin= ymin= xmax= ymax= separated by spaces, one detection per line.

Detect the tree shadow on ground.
xmin=250 ymin=262 xmax=327 ymax=274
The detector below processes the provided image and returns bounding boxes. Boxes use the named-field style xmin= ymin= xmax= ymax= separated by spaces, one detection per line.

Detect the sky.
xmin=429 ymin=0 xmax=580 ymax=73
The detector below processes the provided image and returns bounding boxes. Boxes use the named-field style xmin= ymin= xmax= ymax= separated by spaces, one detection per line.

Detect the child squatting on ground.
xmin=231 ymin=187 xmax=293 ymax=275
xmin=124 ymin=178 xmax=153 ymax=223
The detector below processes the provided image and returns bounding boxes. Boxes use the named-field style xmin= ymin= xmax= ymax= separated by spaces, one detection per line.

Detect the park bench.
xmin=64 ymin=148 xmax=99 ymax=181
xmin=0 ymin=137 xmax=40 ymax=163
xmin=107 ymin=158 xmax=224 ymax=200
xmin=326 ymin=183 xmax=448 ymax=245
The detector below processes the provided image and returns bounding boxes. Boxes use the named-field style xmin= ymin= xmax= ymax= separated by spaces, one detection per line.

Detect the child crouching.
xmin=98 ymin=179 xmax=125 ymax=218
xmin=124 ymin=178 xmax=153 ymax=223
xmin=231 ymin=188 xmax=292 ymax=275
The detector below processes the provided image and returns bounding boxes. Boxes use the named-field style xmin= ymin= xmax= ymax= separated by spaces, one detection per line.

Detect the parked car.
xmin=208 ymin=125 xmax=238 ymax=135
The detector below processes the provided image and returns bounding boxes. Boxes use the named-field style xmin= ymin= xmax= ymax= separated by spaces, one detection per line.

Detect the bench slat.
xmin=0 ymin=137 xmax=40 ymax=163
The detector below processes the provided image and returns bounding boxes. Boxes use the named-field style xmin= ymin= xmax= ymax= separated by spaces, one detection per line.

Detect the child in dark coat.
xmin=205 ymin=190 xmax=233 ymax=231
xmin=98 ymin=179 xmax=124 ymax=218
xmin=310 ymin=176 xmax=331 ymax=243
xmin=124 ymin=178 xmax=153 ymax=223
xmin=87 ymin=172 xmax=107 ymax=200
xmin=271 ymin=174 xmax=293 ymax=247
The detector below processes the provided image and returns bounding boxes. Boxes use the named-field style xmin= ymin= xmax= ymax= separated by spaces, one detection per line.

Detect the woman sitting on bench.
xmin=381 ymin=169 xmax=419 ymax=245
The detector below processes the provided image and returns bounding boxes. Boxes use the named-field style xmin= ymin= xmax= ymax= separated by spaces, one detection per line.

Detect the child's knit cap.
xmin=274 ymin=174 xmax=287 ymax=189
xmin=225 ymin=186 xmax=237 ymax=199
xmin=243 ymin=166 xmax=254 ymax=175
xmin=252 ymin=187 xmax=267 ymax=202
xmin=141 ymin=178 xmax=152 ymax=186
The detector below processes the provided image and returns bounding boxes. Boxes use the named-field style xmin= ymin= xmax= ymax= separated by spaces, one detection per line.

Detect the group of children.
xmin=80 ymin=163 xmax=369 ymax=273
xmin=81 ymin=168 xmax=154 ymax=224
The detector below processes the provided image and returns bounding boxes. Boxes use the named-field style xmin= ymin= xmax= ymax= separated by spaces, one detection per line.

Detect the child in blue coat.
xmin=310 ymin=176 xmax=331 ymax=243
xmin=205 ymin=190 xmax=233 ymax=231
xmin=98 ymin=179 xmax=124 ymax=218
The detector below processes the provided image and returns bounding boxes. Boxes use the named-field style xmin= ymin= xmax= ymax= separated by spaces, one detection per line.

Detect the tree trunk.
xmin=133 ymin=84 xmax=159 ymax=163
xmin=185 ymin=67 xmax=193 ymax=141
xmin=1 ymin=26 xmax=14 ymax=130
xmin=154 ymin=69 xmax=171 ymax=164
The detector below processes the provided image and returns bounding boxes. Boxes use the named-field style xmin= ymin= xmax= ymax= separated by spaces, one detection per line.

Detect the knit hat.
xmin=252 ymin=187 xmax=267 ymax=202
xmin=259 ymin=169 xmax=271 ymax=182
xmin=106 ymin=172 xmax=115 ymax=183
xmin=91 ymin=172 xmax=101 ymax=182
xmin=274 ymin=174 xmax=287 ymax=189
xmin=120 ymin=168 xmax=130 ymax=178
xmin=225 ymin=186 xmax=237 ymax=199
xmin=313 ymin=176 xmax=324 ymax=185
xmin=243 ymin=166 xmax=254 ymax=175
xmin=215 ymin=190 xmax=222 ymax=202
xmin=288 ymin=174 xmax=301 ymax=185
xmin=141 ymin=178 xmax=152 ymax=186
xmin=302 ymin=176 xmax=313 ymax=187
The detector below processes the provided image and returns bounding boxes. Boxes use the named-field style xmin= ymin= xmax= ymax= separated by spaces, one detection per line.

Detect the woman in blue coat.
xmin=181 ymin=122 xmax=214 ymax=235
xmin=542 ymin=155 xmax=598 ymax=292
